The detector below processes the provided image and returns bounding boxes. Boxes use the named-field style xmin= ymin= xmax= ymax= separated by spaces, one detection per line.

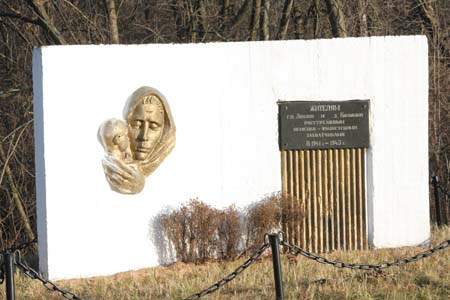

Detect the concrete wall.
xmin=33 ymin=36 xmax=429 ymax=279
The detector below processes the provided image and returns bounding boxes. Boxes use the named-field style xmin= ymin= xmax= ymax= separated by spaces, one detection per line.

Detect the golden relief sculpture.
xmin=98 ymin=87 xmax=176 ymax=194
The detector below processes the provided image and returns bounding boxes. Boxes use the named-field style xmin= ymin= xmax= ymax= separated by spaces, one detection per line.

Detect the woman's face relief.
xmin=127 ymin=95 xmax=165 ymax=161
xmin=98 ymin=87 xmax=175 ymax=194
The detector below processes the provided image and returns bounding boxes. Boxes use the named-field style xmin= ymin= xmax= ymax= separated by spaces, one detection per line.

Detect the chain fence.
xmin=281 ymin=236 xmax=450 ymax=270
xmin=13 ymin=250 xmax=88 ymax=300
xmin=0 ymin=239 xmax=37 ymax=256
xmin=0 ymin=238 xmax=271 ymax=300
xmin=182 ymin=241 xmax=270 ymax=300
xmin=1 ymin=227 xmax=450 ymax=299
xmin=0 ymin=239 xmax=37 ymax=285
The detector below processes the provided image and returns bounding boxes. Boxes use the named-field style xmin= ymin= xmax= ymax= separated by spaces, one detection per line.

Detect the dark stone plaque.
xmin=278 ymin=100 xmax=370 ymax=150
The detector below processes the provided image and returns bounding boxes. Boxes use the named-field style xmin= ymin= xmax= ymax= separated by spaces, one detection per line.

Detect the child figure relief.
xmin=98 ymin=118 xmax=133 ymax=162
xmin=98 ymin=87 xmax=176 ymax=194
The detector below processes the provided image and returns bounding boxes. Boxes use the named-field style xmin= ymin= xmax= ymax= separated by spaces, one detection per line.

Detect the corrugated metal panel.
xmin=281 ymin=148 xmax=368 ymax=252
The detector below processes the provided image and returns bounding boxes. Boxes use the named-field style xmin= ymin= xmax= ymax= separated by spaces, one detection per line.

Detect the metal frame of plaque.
xmin=278 ymin=100 xmax=370 ymax=150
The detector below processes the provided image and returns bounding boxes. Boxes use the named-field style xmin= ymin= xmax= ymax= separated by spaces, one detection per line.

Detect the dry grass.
xmin=2 ymin=226 xmax=450 ymax=300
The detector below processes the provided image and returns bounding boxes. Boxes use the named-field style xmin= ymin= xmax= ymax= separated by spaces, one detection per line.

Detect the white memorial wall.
xmin=33 ymin=36 xmax=430 ymax=279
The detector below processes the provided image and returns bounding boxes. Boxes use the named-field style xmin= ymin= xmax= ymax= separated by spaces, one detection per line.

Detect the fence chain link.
xmin=13 ymin=250 xmax=89 ymax=300
xmin=3 ymin=241 xmax=269 ymax=300
xmin=0 ymin=239 xmax=37 ymax=285
xmin=0 ymin=238 xmax=37 ymax=256
xmin=182 ymin=241 xmax=270 ymax=300
xmin=2 ymin=231 xmax=450 ymax=299
xmin=281 ymin=239 xmax=450 ymax=270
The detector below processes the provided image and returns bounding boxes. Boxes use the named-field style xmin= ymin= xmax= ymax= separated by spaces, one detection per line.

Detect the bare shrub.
xmin=280 ymin=192 xmax=305 ymax=238
xmin=187 ymin=199 xmax=220 ymax=263
xmin=217 ymin=205 xmax=241 ymax=259
xmin=245 ymin=192 xmax=282 ymax=251
xmin=157 ymin=192 xmax=304 ymax=262
xmin=160 ymin=205 xmax=189 ymax=262
xmin=158 ymin=199 xmax=250 ymax=262
xmin=159 ymin=198 xmax=244 ymax=263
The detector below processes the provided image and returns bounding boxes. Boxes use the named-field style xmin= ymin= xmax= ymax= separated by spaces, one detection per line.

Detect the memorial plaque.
xmin=278 ymin=100 xmax=370 ymax=150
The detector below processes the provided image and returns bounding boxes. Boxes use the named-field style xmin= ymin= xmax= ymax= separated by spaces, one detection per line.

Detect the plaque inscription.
xmin=278 ymin=100 xmax=370 ymax=150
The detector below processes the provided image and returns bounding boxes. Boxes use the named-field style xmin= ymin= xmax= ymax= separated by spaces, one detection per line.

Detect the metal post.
xmin=5 ymin=251 xmax=16 ymax=300
xmin=269 ymin=234 xmax=284 ymax=300
xmin=432 ymin=176 xmax=442 ymax=226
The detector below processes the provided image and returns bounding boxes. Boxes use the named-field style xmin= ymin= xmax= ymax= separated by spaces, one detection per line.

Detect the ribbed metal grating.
xmin=281 ymin=148 xmax=368 ymax=252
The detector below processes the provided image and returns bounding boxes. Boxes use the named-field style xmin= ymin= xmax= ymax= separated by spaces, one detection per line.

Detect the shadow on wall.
xmin=148 ymin=208 xmax=177 ymax=265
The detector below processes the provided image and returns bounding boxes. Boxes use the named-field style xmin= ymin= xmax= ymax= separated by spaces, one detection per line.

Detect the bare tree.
xmin=260 ymin=0 xmax=270 ymax=40
xmin=359 ymin=0 xmax=368 ymax=37
xmin=229 ymin=0 xmax=252 ymax=32
xmin=324 ymin=0 xmax=347 ymax=37
xmin=197 ymin=0 xmax=208 ymax=40
xmin=218 ymin=0 xmax=231 ymax=34
xmin=182 ymin=0 xmax=208 ymax=42
xmin=221 ymin=0 xmax=231 ymax=20
xmin=300 ymin=0 xmax=321 ymax=39
xmin=278 ymin=0 xmax=294 ymax=40
xmin=105 ymin=0 xmax=120 ymax=43
xmin=187 ymin=1 xmax=199 ymax=42
xmin=416 ymin=0 xmax=449 ymax=59
xmin=0 ymin=139 xmax=36 ymax=249
xmin=292 ymin=0 xmax=302 ymax=39
xmin=26 ymin=0 xmax=66 ymax=44
xmin=249 ymin=0 xmax=261 ymax=41
xmin=170 ymin=0 xmax=188 ymax=42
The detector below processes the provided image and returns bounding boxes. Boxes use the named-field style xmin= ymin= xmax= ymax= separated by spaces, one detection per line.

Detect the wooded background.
xmin=0 ymin=0 xmax=448 ymax=251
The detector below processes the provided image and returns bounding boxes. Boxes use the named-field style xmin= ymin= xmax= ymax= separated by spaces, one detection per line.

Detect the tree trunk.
xmin=416 ymin=0 xmax=449 ymax=60
xmin=26 ymin=0 xmax=66 ymax=44
xmin=221 ymin=0 xmax=231 ymax=21
xmin=292 ymin=0 xmax=302 ymax=39
xmin=312 ymin=0 xmax=320 ymax=38
xmin=0 ymin=142 xmax=36 ymax=250
xmin=260 ymin=0 xmax=270 ymax=40
xmin=170 ymin=0 xmax=186 ymax=41
xmin=197 ymin=0 xmax=208 ymax=40
xmin=417 ymin=0 xmax=449 ymax=188
xmin=324 ymin=0 xmax=347 ymax=38
xmin=359 ymin=0 xmax=368 ymax=37
xmin=302 ymin=0 xmax=320 ymax=39
xmin=229 ymin=0 xmax=252 ymax=31
xmin=249 ymin=0 xmax=261 ymax=41
xmin=417 ymin=0 xmax=438 ymax=29
xmin=105 ymin=0 xmax=120 ymax=44
xmin=186 ymin=0 xmax=198 ymax=42
xmin=278 ymin=0 xmax=293 ymax=40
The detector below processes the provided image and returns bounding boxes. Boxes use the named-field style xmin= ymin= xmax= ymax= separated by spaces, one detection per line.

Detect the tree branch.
xmin=26 ymin=0 xmax=67 ymax=44
xmin=229 ymin=0 xmax=252 ymax=31
xmin=0 ymin=11 xmax=41 ymax=26
xmin=0 ymin=125 xmax=37 ymax=251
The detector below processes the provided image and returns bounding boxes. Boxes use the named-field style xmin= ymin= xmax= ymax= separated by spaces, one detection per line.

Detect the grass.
xmin=2 ymin=225 xmax=450 ymax=300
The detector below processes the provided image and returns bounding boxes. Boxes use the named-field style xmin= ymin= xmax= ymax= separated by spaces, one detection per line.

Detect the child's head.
xmin=98 ymin=118 xmax=129 ymax=154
